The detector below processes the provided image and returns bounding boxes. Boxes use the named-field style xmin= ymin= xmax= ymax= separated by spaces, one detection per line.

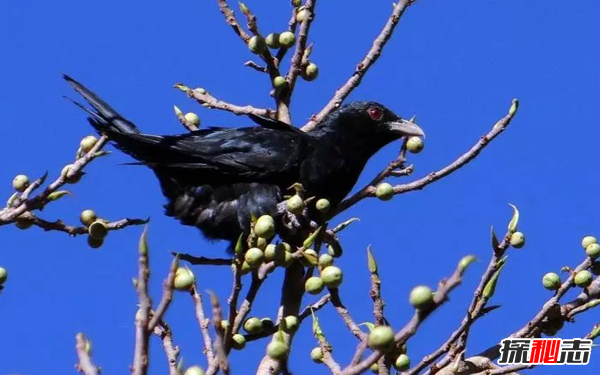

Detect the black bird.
xmin=64 ymin=76 xmax=424 ymax=248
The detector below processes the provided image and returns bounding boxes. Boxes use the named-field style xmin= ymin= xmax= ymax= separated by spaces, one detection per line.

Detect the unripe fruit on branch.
xmin=266 ymin=33 xmax=281 ymax=48
xmin=267 ymin=340 xmax=289 ymax=360
xmin=310 ymin=347 xmax=324 ymax=363
xmin=256 ymin=237 xmax=268 ymax=250
xmin=368 ymin=326 xmax=394 ymax=352
xmin=315 ymin=198 xmax=330 ymax=213
xmin=574 ymin=270 xmax=593 ymax=288
xmin=220 ymin=320 xmax=230 ymax=331
xmin=283 ymin=315 xmax=299 ymax=333
xmin=273 ymin=76 xmax=288 ymax=91
xmin=232 ymin=334 xmax=246 ymax=350
xmin=0 ymin=267 xmax=7 ymax=285
xmin=586 ymin=243 xmax=600 ymax=259
xmin=300 ymin=249 xmax=318 ymax=267
xmin=542 ymin=272 xmax=561 ymax=290
xmin=328 ymin=243 xmax=343 ymax=258
xmin=80 ymin=210 xmax=97 ymax=227
xmin=286 ymin=194 xmax=304 ymax=214
xmin=265 ymin=244 xmax=285 ymax=263
xmin=370 ymin=364 xmax=379 ymax=373
xmin=296 ymin=6 xmax=309 ymax=22
xmin=245 ymin=247 xmax=265 ymax=268
xmin=582 ymin=236 xmax=597 ymax=249
xmin=80 ymin=135 xmax=98 ymax=153
xmin=409 ymin=285 xmax=434 ymax=309
xmin=87 ymin=236 xmax=104 ymax=249
xmin=243 ymin=317 xmax=263 ymax=334
xmin=302 ymin=63 xmax=319 ymax=81
xmin=174 ymin=267 xmax=195 ymax=291
xmin=12 ymin=175 xmax=29 ymax=192
xmin=184 ymin=366 xmax=205 ymax=375
xmin=61 ymin=164 xmax=82 ymax=184
xmin=394 ymin=354 xmax=411 ymax=371
xmin=509 ymin=232 xmax=525 ymax=248
xmin=321 ymin=266 xmax=343 ymax=288
xmin=318 ymin=253 xmax=334 ymax=268
xmin=248 ymin=36 xmax=267 ymax=54
xmin=305 ymin=276 xmax=324 ymax=294
xmin=184 ymin=113 xmax=201 ymax=127
xmin=88 ymin=221 xmax=108 ymax=240
xmin=406 ymin=136 xmax=424 ymax=153
xmin=375 ymin=183 xmax=393 ymax=201
xmin=255 ymin=215 xmax=275 ymax=239
xmin=241 ymin=261 xmax=252 ymax=275
xmin=279 ymin=32 xmax=296 ymax=48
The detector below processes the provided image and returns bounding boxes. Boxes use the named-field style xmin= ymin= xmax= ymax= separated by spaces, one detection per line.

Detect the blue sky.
xmin=1 ymin=0 xmax=599 ymax=374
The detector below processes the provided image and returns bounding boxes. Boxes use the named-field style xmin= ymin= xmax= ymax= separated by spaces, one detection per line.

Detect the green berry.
xmin=255 ymin=215 xmax=276 ymax=239
xmin=267 ymin=340 xmax=289 ymax=360
xmin=80 ymin=210 xmax=98 ymax=227
xmin=184 ymin=113 xmax=201 ymax=127
xmin=279 ymin=31 xmax=296 ymax=48
xmin=61 ymin=164 xmax=82 ymax=184
xmin=266 ymin=33 xmax=281 ymax=48
xmin=281 ymin=251 xmax=294 ymax=268
xmin=248 ymin=35 xmax=267 ymax=54
xmin=184 ymin=365 xmax=205 ymax=375
xmin=241 ymin=261 xmax=253 ymax=275
xmin=300 ymin=248 xmax=318 ymax=267
xmin=394 ymin=354 xmax=411 ymax=371
xmin=245 ymin=247 xmax=265 ymax=268
xmin=375 ymin=183 xmax=394 ymax=201
xmin=273 ymin=76 xmax=288 ymax=91
xmin=310 ymin=347 xmax=324 ymax=363
xmin=256 ymin=237 xmax=268 ymax=250
xmin=368 ymin=326 xmax=395 ymax=352
xmin=409 ymin=285 xmax=434 ymax=309
xmin=296 ymin=6 xmax=309 ymax=22
xmin=279 ymin=242 xmax=292 ymax=253
xmin=574 ymin=270 xmax=593 ymax=288
xmin=509 ymin=232 xmax=525 ymax=248
xmin=243 ymin=317 xmax=263 ymax=334
xmin=318 ymin=253 xmax=334 ymax=268
xmin=88 ymin=221 xmax=108 ymax=240
xmin=542 ymin=272 xmax=561 ymax=290
xmin=87 ymin=236 xmax=104 ymax=249
xmin=301 ymin=62 xmax=319 ymax=81
xmin=370 ymin=363 xmax=379 ymax=373
xmin=582 ymin=236 xmax=597 ymax=249
xmin=265 ymin=244 xmax=285 ymax=263
xmin=315 ymin=198 xmax=330 ymax=213
xmin=406 ymin=136 xmax=424 ymax=154
xmin=0 ymin=267 xmax=7 ymax=285
xmin=321 ymin=266 xmax=343 ymax=288
xmin=12 ymin=174 xmax=29 ymax=192
xmin=174 ymin=268 xmax=195 ymax=291
xmin=232 ymin=334 xmax=246 ymax=350
xmin=286 ymin=194 xmax=305 ymax=214
xmin=305 ymin=276 xmax=324 ymax=294
xmin=282 ymin=315 xmax=299 ymax=333
xmin=80 ymin=135 xmax=98 ymax=153
xmin=586 ymin=243 xmax=600 ymax=259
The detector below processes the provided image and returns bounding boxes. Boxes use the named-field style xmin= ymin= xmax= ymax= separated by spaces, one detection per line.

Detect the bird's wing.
xmin=129 ymin=127 xmax=312 ymax=181
xmin=247 ymin=113 xmax=306 ymax=136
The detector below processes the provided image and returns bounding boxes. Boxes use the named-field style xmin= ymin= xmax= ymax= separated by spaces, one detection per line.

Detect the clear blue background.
xmin=1 ymin=0 xmax=598 ymax=374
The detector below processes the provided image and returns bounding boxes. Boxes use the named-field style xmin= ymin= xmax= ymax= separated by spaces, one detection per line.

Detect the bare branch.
xmin=132 ymin=227 xmax=151 ymax=375
xmin=14 ymin=212 xmax=148 ymax=236
xmin=329 ymin=288 xmax=367 ymax=341
xmin=148 ymin=257 xmax=179 ymax=331
xmin=75 ymin=333 xmax=99 ymax=375
xmin=191 ymin=284 xmax=216 ymax=368
xmin=153 ymin=322 xmax=181 ymax=375
xmin=336 ymin=100 xmax=519 ymax=215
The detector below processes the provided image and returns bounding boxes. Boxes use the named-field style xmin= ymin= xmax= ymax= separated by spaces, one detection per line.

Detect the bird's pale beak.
xmin=386 ymin=119 xmax=425 ymax=138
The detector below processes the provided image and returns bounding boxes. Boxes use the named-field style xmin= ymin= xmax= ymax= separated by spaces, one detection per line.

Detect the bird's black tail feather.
xmin=63 ymin=74 xmax=140 ymax=135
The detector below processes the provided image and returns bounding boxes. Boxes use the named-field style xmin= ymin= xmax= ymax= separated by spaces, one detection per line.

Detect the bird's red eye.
xmin=367 ymin=106 xmax=383 ymax=121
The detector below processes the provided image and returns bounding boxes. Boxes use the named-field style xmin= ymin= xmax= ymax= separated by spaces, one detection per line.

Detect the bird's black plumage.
xmin=64 ymin=75 xmax=424 ymax=248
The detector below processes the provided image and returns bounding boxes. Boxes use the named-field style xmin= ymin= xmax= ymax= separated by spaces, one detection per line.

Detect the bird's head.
xmin=312 ymin=101 xmax=425 ymax=153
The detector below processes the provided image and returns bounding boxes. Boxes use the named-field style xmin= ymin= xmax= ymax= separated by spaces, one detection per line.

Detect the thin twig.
xmin=335 ymin=100 xmax=519 ymax=216
xmin=15 ymin=212 xmax=148 ymax=236
xmin=153 ymin=322 xmax=181 ymax=375
xmin=191 ymin=284 xmax=216 ymax=368
xmin=175 ymin=252 xmax=233 ymax=266
xmin=75 ymin=333 xmax=99 ymax=375
xmin=148 ymin=257 xmax=179 ymax=331
xmin=132 ymin=227 xmax=151 ymax=375
xmin=329 ymin=288 xmax=367 ymax=341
